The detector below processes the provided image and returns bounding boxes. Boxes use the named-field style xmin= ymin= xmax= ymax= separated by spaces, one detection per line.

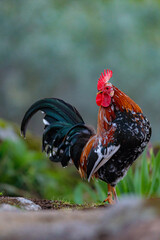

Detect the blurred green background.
xmin=0 ymin=0 xmax=160 ymax=203
xmin=0 ymin=0 xmax=160 ymax=142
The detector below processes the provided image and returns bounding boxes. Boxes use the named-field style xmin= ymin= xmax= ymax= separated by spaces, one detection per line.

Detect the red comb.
xmin=97 ymin=69 xmax=113 ymax=90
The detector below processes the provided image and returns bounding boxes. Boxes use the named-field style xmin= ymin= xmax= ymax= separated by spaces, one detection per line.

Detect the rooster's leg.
xmin=112 ymin=185 xmax=118 ymax=202
xmin=103 ymin=184 xmax=118 ymax=204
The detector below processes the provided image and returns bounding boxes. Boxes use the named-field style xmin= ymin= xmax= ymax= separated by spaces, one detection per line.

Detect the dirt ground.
xmin=0 ymin=196 xmax=108 ymax=210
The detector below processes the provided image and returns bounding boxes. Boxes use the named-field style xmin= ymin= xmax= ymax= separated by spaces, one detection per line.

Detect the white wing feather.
xmin=88 ymin=144 xmax=120 ymax=182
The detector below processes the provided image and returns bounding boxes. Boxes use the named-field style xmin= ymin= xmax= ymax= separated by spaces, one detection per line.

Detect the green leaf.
xmin=140 ymin=154 xmax=150 ymax=195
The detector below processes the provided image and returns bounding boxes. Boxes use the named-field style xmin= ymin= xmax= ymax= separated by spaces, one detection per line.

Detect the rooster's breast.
xmin=98 ymin=110 xmax=151 ymax=186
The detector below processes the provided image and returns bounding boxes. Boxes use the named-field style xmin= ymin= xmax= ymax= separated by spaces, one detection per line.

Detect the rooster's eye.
xmin=106 ymin=87 xmax=109 ymax=90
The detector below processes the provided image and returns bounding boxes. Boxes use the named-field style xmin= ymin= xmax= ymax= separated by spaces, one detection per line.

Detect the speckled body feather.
xmin=97 ymin=109 xmax=151 ymax=186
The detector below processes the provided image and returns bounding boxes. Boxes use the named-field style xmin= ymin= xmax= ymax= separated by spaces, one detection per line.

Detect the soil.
xmin=0 ymin=196 xmax=108 ymax=210
xmin=32 ymin=199 xmax=108 ymax=210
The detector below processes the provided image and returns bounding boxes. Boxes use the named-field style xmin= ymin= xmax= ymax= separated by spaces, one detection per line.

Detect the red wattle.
xmin=96 ymin=94 xmax=102 ymax=106
xmin=101 ymin=93 xmax=111 ymax=107
xmin=96 ymin=93 xmax=111 ymax=107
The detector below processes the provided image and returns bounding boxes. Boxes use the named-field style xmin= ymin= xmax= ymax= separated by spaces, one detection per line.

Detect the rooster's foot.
xmin=103 ymin=184 xmax=118 ymax=204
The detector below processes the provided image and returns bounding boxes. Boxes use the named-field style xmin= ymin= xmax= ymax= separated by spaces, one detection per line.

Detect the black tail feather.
xmin=21 ymin=98 xmax=95 ymax=168
xmin=21 ymin=98 xmax=84 ymax=137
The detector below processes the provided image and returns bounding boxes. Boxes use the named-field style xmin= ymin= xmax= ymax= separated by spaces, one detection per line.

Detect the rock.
xmin=16 ymin=197 xmax=41 ymax=211
xmin=0 ymin=203 xmax=20 ymax=211
xmin=0 ymin=196 xmax=159 ymax=240
xmin=0 ymin=197 xmax=41 ymax=211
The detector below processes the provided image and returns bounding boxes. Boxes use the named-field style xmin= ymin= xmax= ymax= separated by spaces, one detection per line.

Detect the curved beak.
xmin=97 ymin=90 xmax=102 ymax=95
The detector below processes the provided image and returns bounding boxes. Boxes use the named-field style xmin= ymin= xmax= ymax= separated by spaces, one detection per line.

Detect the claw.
xmin=103 ymin=192 xmax=115 ymax=204
xmin=103 ymin=184 xmax=118 ymax=204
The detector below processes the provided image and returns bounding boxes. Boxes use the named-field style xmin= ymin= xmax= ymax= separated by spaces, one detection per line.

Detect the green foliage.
xmin=0 ymin=138 xmax=80 ymax=200
xmin=116 ymin=150 xmax=160 ymax=198
xmin=0 ymin=119 xmax=8 ymax=128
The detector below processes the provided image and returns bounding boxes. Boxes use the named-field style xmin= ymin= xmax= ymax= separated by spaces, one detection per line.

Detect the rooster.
xmin=21 ymin=69 xmax=151 ymax=204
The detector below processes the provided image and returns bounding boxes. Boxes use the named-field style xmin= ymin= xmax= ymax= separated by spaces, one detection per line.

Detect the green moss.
xmin=50 ymin=200 xmax=108 ymax=210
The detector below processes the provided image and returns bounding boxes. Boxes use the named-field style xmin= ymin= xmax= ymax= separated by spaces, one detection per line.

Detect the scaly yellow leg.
xmin=103 ymin=184 xmax=118 ymax=204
